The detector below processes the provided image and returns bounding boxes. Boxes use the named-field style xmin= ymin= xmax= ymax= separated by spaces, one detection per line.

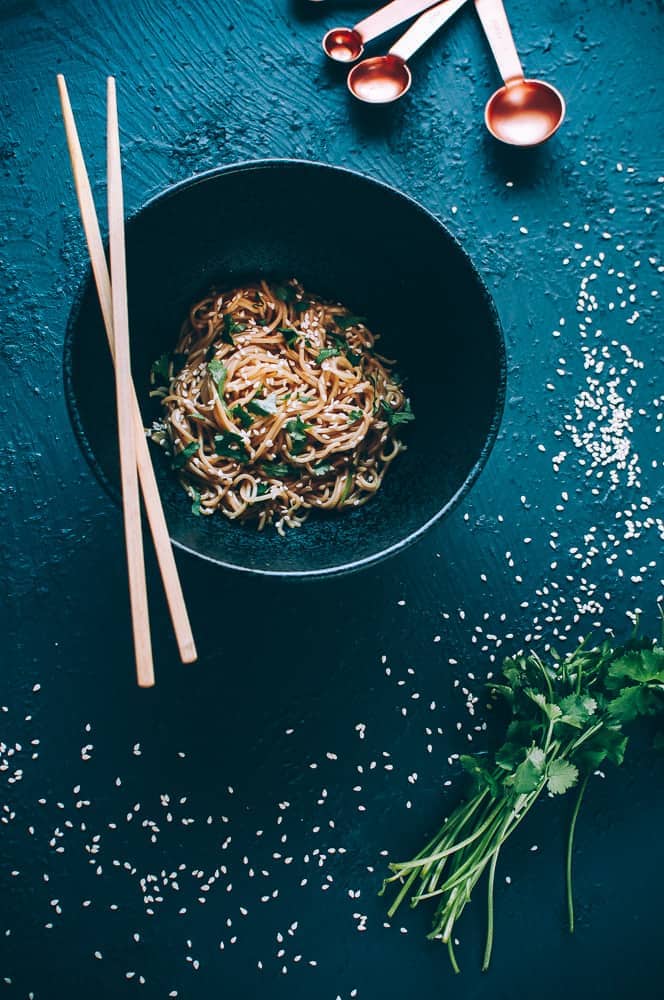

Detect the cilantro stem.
xmin=566 ymin=772 xmax=590 ymax=934
xmin=447 ymin=937 xmax=460 ymax=974
xmin=482 ymin=840 xmax=503 ymax=972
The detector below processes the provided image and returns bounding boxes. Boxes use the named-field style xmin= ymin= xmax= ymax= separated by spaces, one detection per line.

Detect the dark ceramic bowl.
xmin=64 ymin=160 xmax=506 ymax=578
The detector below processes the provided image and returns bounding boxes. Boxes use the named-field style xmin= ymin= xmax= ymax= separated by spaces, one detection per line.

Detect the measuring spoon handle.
xmin=474 ymin=0 xmax=523 ymax=84
xmin=355 ymin=0 xmax=446 ymax=43
xmin=390 ymin=0 xmax=468 ymax=63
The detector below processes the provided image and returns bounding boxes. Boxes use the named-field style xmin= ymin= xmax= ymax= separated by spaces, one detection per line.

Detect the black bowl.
xmin=64 ymin=160 xmax=506 ymax=578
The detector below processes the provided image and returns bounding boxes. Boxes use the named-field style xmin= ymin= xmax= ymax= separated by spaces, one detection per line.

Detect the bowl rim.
xmin=63 ymin=157 xmax=507 ymax=579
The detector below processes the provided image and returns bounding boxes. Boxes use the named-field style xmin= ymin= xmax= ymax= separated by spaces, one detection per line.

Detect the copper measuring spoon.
xmin=323 ymin=0 xmax=448 ymax=63
xmin=347 ymin=0 xmax=468 ymax=104
xmin=474 ymin=0 xmax=565 ymax=145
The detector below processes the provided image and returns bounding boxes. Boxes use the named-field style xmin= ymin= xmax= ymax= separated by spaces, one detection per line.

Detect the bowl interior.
xmin=65 ymin=161 xmax=505 ymax=577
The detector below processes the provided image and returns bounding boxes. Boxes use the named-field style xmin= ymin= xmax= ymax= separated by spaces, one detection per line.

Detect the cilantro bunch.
xmin=381 ymin=629 xmax=664 ymax=972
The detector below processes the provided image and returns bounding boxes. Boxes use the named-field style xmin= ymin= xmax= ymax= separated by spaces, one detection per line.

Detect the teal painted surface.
xmin=0 ymin=1 xmax=662 ymax=997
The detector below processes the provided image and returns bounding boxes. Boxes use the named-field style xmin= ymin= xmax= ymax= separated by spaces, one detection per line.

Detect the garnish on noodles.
xmin=149 ymin=279 xmax=413 ymax=534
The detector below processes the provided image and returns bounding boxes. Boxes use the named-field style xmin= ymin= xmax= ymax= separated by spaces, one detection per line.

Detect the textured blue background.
xmin=1 ymin=1 xmax=663 ymax=998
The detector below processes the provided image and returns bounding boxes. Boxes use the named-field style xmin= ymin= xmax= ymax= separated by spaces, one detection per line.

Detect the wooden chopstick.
xmin=106 ymin=77 xmax=155 ymax=688
xmin=57 ymin=74 xmax=197 ymax=670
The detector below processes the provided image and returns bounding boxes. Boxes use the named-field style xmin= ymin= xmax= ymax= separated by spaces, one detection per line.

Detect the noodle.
xmin=149 ymin=279 xmax=414 ymax=534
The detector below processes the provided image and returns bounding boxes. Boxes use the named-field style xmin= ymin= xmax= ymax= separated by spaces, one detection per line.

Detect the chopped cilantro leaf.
xmin=278 ymin=326 xmax=299 ymax=347
xmin=256 ymin=483 xmax=270 ymax=497
xmin=248 ymin=391 xmax=279 ymax=417
xmin=285 ymin=416 xmax=312 ymax=456
xmin=214 ymin=431 xmax=249 ymax=462
xmin=333 ymin=313 xmax=366 ymax=330
xmin=207 ymin=359 xmax=227 ymax=397
xmin=348 ymin=409 xmax=364 ymax=423
xmin=294 ymin=300 xmax=310 ymax=313
xmin=315 ymin=347 xmax=340 ymax=364
xmin=222 ymin=313 xmax=246 ymax=344
xmin=274 ymin=284 xmax=296 ymax=303
xmin=310 ymin=460 xmax=333 ymax=477
xmin=262 ymin=461 xmax=292 ymax=477
xmin=172 ymin=440 xmax=199 ymax=469
xmin=190 ymin=487 xmax=202 ymax=516
xmin=381 ymin=398 xmax=415 ymax=426
xmin=231 ymin=404 xmax=253 ymax=428
xmin=151 ymin=352 xmax=171 ymax=383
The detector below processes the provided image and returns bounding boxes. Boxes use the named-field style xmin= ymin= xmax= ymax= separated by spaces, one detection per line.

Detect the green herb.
xmin=172 ymin=440 xmax=199 ymax=469
xmin=340 ymin=472 xmax=353 ymax=503
xmin=348 ymin=409 xmax=364 ymax=423
xmin=151 ymin=352 xmax=171 ymax=383
xmin=381 ymin=631 xmax=664 ymax=972
xmin=381 ymin=398 xmax=415 ymax=426
xmin=261 ymin=461 xmax=292 ymax=478
xmin=315 ymin=347 xmax=340 ymax=365
xmin=294 ymin=300 xmax=310 ymax=313
xmin=310 ymin=460 xmax=333 ymax=477
xmin=278 ymin=326 xmax=299 ymax=347
xmin=231 ymin=404 xmax=253 ymax=428
xmin=333 ymin=313 xmax=366 ymax=330
xmin=285 ymin=415 xmax=312 ymax=455
xmin=248 ymin=391 xmax=279 ymax=417
xmin=190 ymin=487 xmax=202 ymax=516
xmin=214 ymin=431 xmax=249 ymax=462
xmin=330 ymin=334 xmax=362 ymax=366
xmin=274 ymin=284 xmax=296 ymax=303
xmin=207 ymin=359 xmax=227 ymax=397
xmin=256 ymin=483 xmax=270 ymax=497
xmin=222 ymin=313 xmax=246 ymax=344
xmin=190 ymin=411 xmax=207 ymax=422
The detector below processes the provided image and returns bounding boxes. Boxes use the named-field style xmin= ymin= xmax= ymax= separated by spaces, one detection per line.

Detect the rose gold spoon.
xmin=323 ymin=0 xmax=449 ymax=63
xmin=474 ymin=0 xmax=565 ymax=145
xmin=347 ymin=0 xmax=468 ymax=104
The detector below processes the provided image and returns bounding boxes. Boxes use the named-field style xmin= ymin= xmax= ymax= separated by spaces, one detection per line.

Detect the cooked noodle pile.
xmin=149 ymin=279 xmax=414 ymax=534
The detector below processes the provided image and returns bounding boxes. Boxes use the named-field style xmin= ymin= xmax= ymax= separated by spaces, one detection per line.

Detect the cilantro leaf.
xmin=459 ymin=756 xmax=500 ymax=796
xmin=231 ymin=404 xmax=253 ymax=428
xmin=151 ymin=352 xmax=171 ymax=383
xmin=348 ymin=409 xmax=364 ymax=423
xmin=310 ymin=460 xmax=333 ymax=477
xmin=333 ymin=313 xmax=366 ymax=330
xmin=494 ymin=742 xmax=525 ymax=772
xmin=256 ymin=483 xmax=271 ymax=497
xmin=294 ymin=300 xmax=310 ymax=313
xmin=525 ymin=689 xmax=562 ymax=721
xmin=279 ymin=326 xmax=299 ymax=347
xmin=608 ymin=648 xmax=664 ymax=685
xmin=315 ymin=347 xmax=340 ymax=365
xmin=190 ymin=487 xmax=202 ymax=516
xmin=172 ymin=440 xmax=199 ymax=469
xmin=285 ymin=416 xmax=312 ymax=455
xmin=381 ymin=399 xmax=415 ymax=427
xmin=546 ymin=759 xmax=579 ymax=795
xmin=558 ymin=694 xmax=598 ymax=729
xmin=248 ymin=392 xmax=279 ymax=417
xmin=275 ymin=284 xmax=296 ymax=303
xmin=262 ymin=461 xmax=292 ymax=478
xmin=214 ymin=431 xmax=249 ymax=462
xmin=222 ymin=313 xmax=246 ymax=344
xmin=608 ymin=685 xmax=664 ymax=722
xmin=507 ymin=746 xmax=546 ymax=795
xmin=207 ymin=359 xmax=227 ymax=396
